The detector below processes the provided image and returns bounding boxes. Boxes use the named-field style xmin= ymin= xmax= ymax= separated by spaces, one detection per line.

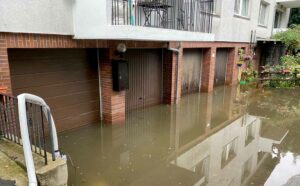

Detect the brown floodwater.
xmin=58 ymin=86 xmax=300 ymax=186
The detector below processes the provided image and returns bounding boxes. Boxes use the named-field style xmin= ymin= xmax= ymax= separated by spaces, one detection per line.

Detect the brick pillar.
xmin=201 ymin=93 xmax=213 ymax=133
xmin=163 ymin=43 xmax=183 ymax=104
xmin=100 ymin=49 xmax=126 ymax=124
xmin=201 ymin=47 xmax=216 ymax=92
xmin=0 ymin=34 xmax=11 ymax=95
xmin=226 ymin=47 xmax=239 ymax=85
xmin=223 ymin=86 xmax=237 ymax=119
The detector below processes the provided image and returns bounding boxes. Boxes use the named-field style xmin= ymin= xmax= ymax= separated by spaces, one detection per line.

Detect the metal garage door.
xmin=214 ymin=49 xmax=229 ymax=87
xmin=125 ymin=49 xmax=162 ymax=111
xmin=9 ymin=49 xmax=100 ymax=131
xmin=181 ymin=49 xmax=203 ymax=95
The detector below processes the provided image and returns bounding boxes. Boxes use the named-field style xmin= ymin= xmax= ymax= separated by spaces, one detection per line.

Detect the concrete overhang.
xmin=277 ymin=0 xmax=300 ymax=8
xmin=74 ymin=25 xmax=215 ymax=42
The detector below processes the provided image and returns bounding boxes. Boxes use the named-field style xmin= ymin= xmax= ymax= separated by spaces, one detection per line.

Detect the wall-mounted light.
xmin=116 ymin=43 xmax=127 ymax=53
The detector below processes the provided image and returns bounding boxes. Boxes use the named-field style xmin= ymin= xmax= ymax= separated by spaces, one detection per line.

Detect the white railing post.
xmin=17 ymin=93 xmax=60 ymax=186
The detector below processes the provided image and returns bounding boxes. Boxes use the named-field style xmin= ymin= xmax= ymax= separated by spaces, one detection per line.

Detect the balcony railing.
xmin=112 ymin=0 xmax=214 ymax=33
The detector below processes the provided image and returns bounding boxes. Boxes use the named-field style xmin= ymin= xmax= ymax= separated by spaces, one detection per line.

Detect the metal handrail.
xmin=0 ymin=93 xmax=63 ymax=186
xmin=17 ymin=93 xmax=60 ymax=186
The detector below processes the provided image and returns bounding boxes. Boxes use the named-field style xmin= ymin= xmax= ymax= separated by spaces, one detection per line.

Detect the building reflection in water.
xmin=59 ymin=86 xmax=289 ymax=186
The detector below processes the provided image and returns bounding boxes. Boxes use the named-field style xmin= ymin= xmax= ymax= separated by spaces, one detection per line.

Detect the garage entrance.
xmin=125 ymin=49 xmax=163 ymax=111
xmin=214 ymin=49 xmax=229 ymax=87
xmin=181 ymin=49 xmax=203 ymax=95
xmin=9 ymin=49 xmax=100 ymax=131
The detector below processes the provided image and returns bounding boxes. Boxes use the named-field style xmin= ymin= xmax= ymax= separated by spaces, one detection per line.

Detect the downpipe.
xmin=168 ymin=42 xmax=182 ymax=103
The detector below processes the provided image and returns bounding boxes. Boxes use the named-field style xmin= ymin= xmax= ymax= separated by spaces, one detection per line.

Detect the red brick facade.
xmin=201 ymin=47 xmax=216 ymax=92
xmin=99 ymin=48 xmax=126 ymax=123
xmin=0 ymin=32 xmax=250 ymax=126
xmin=226 ymin=47 xmax=239 ymax=86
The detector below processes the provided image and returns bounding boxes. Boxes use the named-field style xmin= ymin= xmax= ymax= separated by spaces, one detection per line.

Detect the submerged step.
xmin=0 ymin=139 xmax=68 ymax=186
xmin=0 ymin=150 xmax=28 ymax=186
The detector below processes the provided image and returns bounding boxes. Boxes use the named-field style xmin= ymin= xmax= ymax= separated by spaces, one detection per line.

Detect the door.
xmin=181 ymin=49 xmax=203 ymax=95
xmin=214 ymin=49 xmax=229 ymax=87
xmin=125 ymin=49 xmax=162 ymax=111
xmin=9 ymin=49 xmax=100 ymax=131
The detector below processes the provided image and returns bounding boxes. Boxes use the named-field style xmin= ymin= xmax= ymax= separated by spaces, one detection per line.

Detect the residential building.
xmin=0 ymin=0 xmax=297 ymax=131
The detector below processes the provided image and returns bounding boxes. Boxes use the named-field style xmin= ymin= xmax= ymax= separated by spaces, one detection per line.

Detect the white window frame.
xmin=274 ymin=10 xmax=283 ymax=28
xmin=258 ymin=1 xmax=269 ymax=26
xmin=213 ymin=0 xmax=222 ymax=15
xmin=234 ymin=0 xmax=250 ymax=18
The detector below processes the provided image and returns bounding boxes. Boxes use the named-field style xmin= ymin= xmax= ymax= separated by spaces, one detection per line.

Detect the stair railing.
xmin=17 ymin=93 xmax=60 ymax=186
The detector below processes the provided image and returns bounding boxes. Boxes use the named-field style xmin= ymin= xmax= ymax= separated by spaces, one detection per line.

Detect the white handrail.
xmin=17 ymin=93 xmax=60 ymax=186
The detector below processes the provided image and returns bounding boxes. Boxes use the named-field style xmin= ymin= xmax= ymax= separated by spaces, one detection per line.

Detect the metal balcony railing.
xmin=112 ymin=0 xmax=214 ymax=33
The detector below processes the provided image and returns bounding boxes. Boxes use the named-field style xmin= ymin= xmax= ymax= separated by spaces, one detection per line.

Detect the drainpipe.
xmin=96 ymin=41 xmax=103 ymax=120
xmin=168 ymin=42 xmax=182 ymax=103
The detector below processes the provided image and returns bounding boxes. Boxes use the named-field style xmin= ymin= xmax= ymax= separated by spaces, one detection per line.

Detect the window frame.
xmin=221 ymin=137 xmax=238 ymax=168
xmin=234 ymin=0 xmax=250 ymax=18
xmin=213 ymin=0 xmax=222 ymax=15
xmin=258 ymin=1 xmax=269 ymax=27
xmin=274 ymin=10 xmax=283 ymax=28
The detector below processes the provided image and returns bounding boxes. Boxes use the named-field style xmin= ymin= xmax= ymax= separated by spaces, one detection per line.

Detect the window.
xmin=274 ymin=11 xmax=282 ymax=28
xmin=258 ymin=2 xmax=269 ymax=26
xmin=234 ymin=0 xmax=250 ymax=17
xmin=221 ymin=138 xmax=238 ymax=168
xmin=245 ymin=122 xmax=255 ymax=146
xmin=192 ymin=156 xmax=210 ymax=185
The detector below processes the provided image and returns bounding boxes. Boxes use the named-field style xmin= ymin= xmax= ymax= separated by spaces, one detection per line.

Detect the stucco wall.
xmin=213 ymin=0 xmax=285 ymax=42
xmin=73 ymin=0 xmax=107 ymax=38
xmin=277 ymin=6 xmax=291 ymax=28
xmin=0 ymin=0 xmax=74 ymax=35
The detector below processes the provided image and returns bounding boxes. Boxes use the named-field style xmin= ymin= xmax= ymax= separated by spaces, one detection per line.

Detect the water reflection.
xmin=58 ymin=86 xmax=300 ymax=186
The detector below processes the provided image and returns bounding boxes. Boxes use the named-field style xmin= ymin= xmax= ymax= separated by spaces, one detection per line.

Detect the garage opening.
xmin=214 ymin=48 xmax=229 ymax=87
xmin=181 ymin=49 xmax=203 ymax=95
xmin=8 ymin=49 xmax=100 ymax=131
xmin=125 ymin=49 xmax=163 ymax=111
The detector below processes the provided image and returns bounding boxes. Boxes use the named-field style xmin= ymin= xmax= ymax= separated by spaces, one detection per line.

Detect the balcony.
xmin=112 ymin=0 xmax=214 ymax=33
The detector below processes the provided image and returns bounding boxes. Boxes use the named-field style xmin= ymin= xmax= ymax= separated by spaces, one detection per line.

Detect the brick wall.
xmin=201 ymin=47 xmax=216 ymax=92
xmin=99 ymin=48 xmax=126 ymax=123
xmin=226 ymin=47 xmax=239 ymax=85
xmin=0 ymin=32 xmax=252 ymax=126
xmin=0 ymin=35 xmax=10 ymax=94
xmin=163 ymin=43 xmax=183 ymax=104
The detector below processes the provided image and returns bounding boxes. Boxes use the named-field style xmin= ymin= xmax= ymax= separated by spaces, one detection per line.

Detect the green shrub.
xmin=273 ymin=25 xmax=300 ymax=54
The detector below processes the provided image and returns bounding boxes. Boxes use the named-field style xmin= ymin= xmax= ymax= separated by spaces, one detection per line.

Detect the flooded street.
xmin=58 ymin=86 xmax=300 ymax=186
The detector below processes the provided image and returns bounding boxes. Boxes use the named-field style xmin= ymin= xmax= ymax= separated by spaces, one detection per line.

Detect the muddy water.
xmin=58 ymin=86 xmax=300 ymax=186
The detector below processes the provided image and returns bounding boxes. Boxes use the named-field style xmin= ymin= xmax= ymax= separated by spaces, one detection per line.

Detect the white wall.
xmin=171 ymin=114 xmax=279 ymax=186
xmin=277 ymin=6 xmax=291 ymax=28
xmin=0 ymin=0 xmax=74 ymax=35
xmin=0 ymin=0 xmax=291 ymax=42
xmin=73 ymin=0 xmax=108 ymax=38
xmin=213 ymin=0 xmax=286 ymax=42
xmin=171 ymin=115 xmax=273 ymax=186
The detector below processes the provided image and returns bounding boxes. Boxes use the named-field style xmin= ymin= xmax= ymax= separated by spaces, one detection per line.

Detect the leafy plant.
xmin=273 ymin=25 xmax=300 ymax=54
xmin=241 ymin=62 xmax=258 ymax=83
xmin=288 ymin=8 xmax=300 ymax=27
